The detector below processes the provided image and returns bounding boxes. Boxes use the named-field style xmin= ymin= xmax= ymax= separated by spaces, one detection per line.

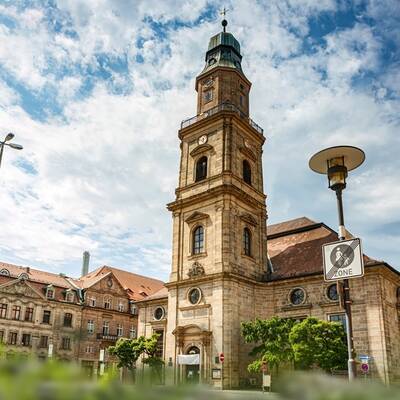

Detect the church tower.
xmin=165 ymin=19 xmax=267 ymax=389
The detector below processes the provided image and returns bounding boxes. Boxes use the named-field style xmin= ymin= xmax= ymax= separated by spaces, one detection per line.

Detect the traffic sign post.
xmin=322 ymin=238 xmax=364 ymax=281
xmin=219 ymin=353 xmax=224 ymax=363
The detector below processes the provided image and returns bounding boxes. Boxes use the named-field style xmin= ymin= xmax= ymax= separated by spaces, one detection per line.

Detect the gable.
xmin=0 ymin=279 xmax=46 ymax=300
xmin=86 ymin=271 xmax=127 ymax=296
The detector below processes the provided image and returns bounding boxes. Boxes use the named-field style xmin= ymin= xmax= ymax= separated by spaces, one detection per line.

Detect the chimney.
xmin=82 ymin=251 xmax=90 ymax=277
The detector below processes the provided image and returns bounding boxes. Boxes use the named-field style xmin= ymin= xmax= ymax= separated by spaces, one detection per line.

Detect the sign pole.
xmin=336 ymin=188 xmax=356 ymax=381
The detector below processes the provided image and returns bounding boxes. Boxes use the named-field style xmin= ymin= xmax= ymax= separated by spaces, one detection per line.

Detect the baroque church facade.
xmin=136 ymin=23 xmax=400 ymax=388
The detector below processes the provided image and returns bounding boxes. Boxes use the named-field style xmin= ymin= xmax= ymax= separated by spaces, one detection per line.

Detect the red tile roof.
xmin=0 ymin=262 xmax=164 ymax=302
xmin=0 ymin=261 xmax=75 ymax=288
xmin=135 ymin=286 xmax=168 ymax=302
xmin=267 ymin=217 xmax=381 ymax=280
xmin=76 ymin=265 xmax=164 ymax=301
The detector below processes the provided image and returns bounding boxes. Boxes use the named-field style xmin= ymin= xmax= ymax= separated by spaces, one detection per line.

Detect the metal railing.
xmin=181 ymin=103 xmax=263 ymax=134
xmin=96 ymin=333 xmax=119 ymax=341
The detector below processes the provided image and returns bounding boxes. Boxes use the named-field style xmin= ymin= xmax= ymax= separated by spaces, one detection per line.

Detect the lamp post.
xmin=0 ymin=132 xmax=23 ymax=169
xmin=309 ymin=145 xmax=365 ymax=381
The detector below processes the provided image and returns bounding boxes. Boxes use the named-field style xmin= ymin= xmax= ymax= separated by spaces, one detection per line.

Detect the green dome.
xmin=208 ymin=32 xmax=241 ymax=55
xmin=200 ymin=30 xmax=244 ymax=76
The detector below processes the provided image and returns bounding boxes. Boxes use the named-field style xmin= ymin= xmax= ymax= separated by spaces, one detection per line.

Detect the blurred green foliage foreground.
xmin=0 ymin=357 xmax=399 ymax=400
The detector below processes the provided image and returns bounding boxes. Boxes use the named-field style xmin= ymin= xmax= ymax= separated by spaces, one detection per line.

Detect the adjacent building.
xmin=0 ymin=261 xmax=163 ymax=376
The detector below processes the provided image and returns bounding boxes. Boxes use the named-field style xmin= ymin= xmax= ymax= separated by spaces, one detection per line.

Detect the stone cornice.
xmin=167 ymin=181 xmax=266 ymax=211
xmin=179 ymin=109 xmax=265 ymax=144
xmin=238 ymin=145 xmax=256 ymax=162
xmin=190 ymin=144 xmax=214 ymax=157
xmin=185 ymin=212 xmax=210 ymax=224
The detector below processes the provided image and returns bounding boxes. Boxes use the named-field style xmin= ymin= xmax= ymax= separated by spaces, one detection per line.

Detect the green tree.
xmin=109 ymin=333 xmax=164 ymax=384
xmin=241 ymin=317 xmax=295 ymax=373
xmin=289 ymin=317 xmax=347 ymax=372
xmin=140 ymin=334 xmax=164 ymax=383
xmin=109 ymin=337 xmax=143 ymax=373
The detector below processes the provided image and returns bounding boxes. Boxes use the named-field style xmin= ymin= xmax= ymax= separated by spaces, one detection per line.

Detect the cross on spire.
xmin=220 ymin=7 xmax=228 ymax=18
xmin=220 ymin=7 xmax=229 ymax=32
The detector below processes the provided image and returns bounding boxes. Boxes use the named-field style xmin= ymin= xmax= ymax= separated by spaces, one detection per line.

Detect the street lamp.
xmin=0 ymin=132 xmax=23 ymax=169
xmin=309 ymin=145 xmax=365 ymax=381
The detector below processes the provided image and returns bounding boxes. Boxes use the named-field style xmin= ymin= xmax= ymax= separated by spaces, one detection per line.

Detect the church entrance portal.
xmin=185 ymin=346 xmax=200 ymax=384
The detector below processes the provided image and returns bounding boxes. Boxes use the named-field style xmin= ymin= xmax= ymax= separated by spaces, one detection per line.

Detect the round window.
xmin=188 ymin=288 xmax=201 ymax=305
xmin=290 ymin=288 xmax=305 ymax=305
xmin=327 ymin=284 xmax=338 ymax=301
xmin=154 ymin=307 xmax=164 ymax=321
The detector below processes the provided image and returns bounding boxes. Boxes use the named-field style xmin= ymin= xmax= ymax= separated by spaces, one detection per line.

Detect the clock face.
xmin=198 ymin=135 xmax=208 ymax=145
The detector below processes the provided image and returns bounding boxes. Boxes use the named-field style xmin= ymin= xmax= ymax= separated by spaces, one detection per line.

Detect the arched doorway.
xmin=185 ymin=346 xmax=200 ymax=384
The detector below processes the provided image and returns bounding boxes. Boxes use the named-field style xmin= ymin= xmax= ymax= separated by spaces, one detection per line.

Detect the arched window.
xmin=195 ymin=156 xmax=208 ymax=182
xmin=243 ymin=160 xmax=251 ymax=185
xmin=192 ymin=226 xmax=204 ymax=254
xmin=243 ymin=228 xmax=251 ymax=256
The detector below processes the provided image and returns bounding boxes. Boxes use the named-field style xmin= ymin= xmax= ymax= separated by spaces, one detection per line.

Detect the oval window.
xmin=188 ymin=288 xmax=201 ymax=305
xmin=290 ymin=288 xmax=305 ymax=305
xmin=154 ymin=307 xmax=165 ymax=321
xmin=327 ymin=284 xmax=338 ymax=301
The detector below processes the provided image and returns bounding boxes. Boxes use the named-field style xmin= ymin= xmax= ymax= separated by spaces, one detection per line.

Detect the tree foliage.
xmin=241 ymin=317 xmax=295 ymax=372
xmin=289 ymin=317 xmax=347 ymax=372
xmin=109 ymin=333 xmax=164 ymax=372
xmin=242 ymin=316 xmax=347 ymax=373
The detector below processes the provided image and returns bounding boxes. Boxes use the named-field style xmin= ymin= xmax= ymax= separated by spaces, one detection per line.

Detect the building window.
xmin=87 ymin=320 xmax=94 ymax=334
xmin=89 ymin=297 xmax=96 ymax=307
xmin=0 ymin=330 xmax=4 ymax=343
xmin=192 ymin=225 xmax=204 ymax=254
xmin=46 ymin=286 xmax=55 ymax=299
xmin=117 ymin=324 xmax=123 ymax=337
xmin=329 ymin=314 xmax=347 ymax=332
xmin=61 ymin=337 xmax=71 ymax=350
xmin=104 ymin=297 xmax=112 ymax=310
xmin=25 ymin=307 xmax=34 ymax=322
xmin=195 ymin=156 xmax=208 ymax=182
xmin=129 ymin=326 xmax=137 ymax=339
xmin=204 ymin=90 xmax=213 ymax=103
xmin=154 ymin=307 xmax=165 ymax=321
xmin=63 ymin=313 xmax=73 ymax=327
xmin=327 ymin=284 xmax=339 ymax=301
xmin=290 ymin=288 xmax=306 ymax=305
xmin=188 ymin=288 xmax=201 ymax=305
xmin=65 ymin=291 xmax=74 ymax=302
xmin=42 ymin=310 xmax=51 ymax=324
xmin=240 ymin=95 xmax=244 ymax=107
xmin=0 ymin=303 xmax=7 ymax=319
xmin=118 ymin=302 xmax=124 ymax=312
xmin=102 ymin=321 xmax=109 ymax=336
xmin=130 ymin=304 xmax=138 ymax=315
xmin=22 ymin=333 xmax=31 ymax=347
xmin=85 ymin=346 xmax=94 ymax=354
xmin=11 ymin=305 xmax=21 ymax=320
xmin=243 ymin=228 xmax=251 ymax=257
xmin=8 ymin=332 xmax=17 ymax=345
xmin=39 ymin=336 xmax=48 ymax=348
xmin=243 ymin=160 xmax=252 ymax=185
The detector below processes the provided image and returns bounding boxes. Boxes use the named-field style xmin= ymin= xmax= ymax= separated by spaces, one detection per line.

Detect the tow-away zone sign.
xmin=322 ymin=238 xmax=364 ymax=281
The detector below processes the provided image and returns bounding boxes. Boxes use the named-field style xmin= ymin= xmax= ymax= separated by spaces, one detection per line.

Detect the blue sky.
xmin=0 ymin=0 xmax=399 ymax=281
